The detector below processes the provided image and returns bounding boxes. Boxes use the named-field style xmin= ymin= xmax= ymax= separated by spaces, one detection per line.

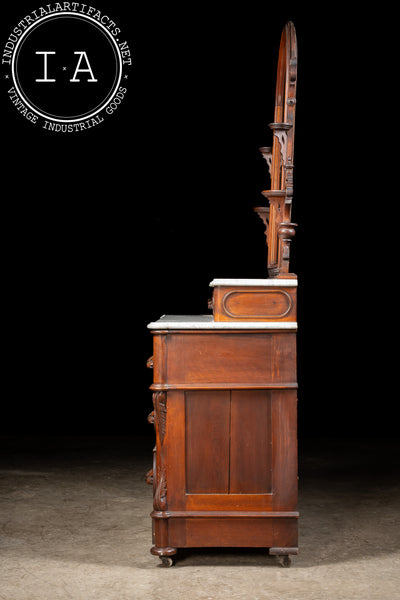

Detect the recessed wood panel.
xmin=185 ymin=391 xmax=230 ymax=494
xmin=230 ymin=391 xmax=272 ymax=493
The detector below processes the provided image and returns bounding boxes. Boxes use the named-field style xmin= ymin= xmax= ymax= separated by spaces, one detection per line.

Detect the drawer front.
xmin=153 ymin=331 xmax=296 ymax=386
xmin=213 ymin=286 xmax=297 ymax=322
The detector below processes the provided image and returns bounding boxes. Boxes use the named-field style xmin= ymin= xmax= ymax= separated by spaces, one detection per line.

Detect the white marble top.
xmin=147 ymin=315 xmax=297 ymax=330
xmin=209 ymin=278 xmax=297 ymax=287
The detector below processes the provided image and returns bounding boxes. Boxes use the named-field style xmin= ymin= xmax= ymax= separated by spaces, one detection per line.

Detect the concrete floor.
xmin=0 ymin=436 xmax=399 ymax=600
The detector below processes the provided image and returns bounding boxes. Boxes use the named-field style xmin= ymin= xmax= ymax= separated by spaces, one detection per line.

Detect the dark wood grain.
xmin=185 ymin=391 xmax=230 ymax=494
xmin=230 ymin=390 xmax=272 ymax=494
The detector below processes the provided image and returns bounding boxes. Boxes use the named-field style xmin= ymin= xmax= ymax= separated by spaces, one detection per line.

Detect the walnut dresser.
xmin=146 ymin=21 xmax=300 ymax=568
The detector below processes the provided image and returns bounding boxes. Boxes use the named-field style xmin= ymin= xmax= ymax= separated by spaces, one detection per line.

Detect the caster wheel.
xmin=160 ymin=556 xmax=174 ymax=568
xmin=279 ymin=555 xmax=291 ymax=568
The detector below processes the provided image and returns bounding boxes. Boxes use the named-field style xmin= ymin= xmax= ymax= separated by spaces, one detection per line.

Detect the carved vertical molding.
xmin=153 ymin=391 xmax=167 ymax=511
xmin=154 ymin=463 xmax=167 ymax=511
xmin=255 ymin=22 xmax=298 ymax=278
xmin=154 ymin=392 xmax=167 ymax=445
xmin=284 ymin=160 xmax=294 ymax=200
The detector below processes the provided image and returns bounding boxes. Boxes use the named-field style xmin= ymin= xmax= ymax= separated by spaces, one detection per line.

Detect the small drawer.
xmin=211 ymin=281 xmax=297 ymax=322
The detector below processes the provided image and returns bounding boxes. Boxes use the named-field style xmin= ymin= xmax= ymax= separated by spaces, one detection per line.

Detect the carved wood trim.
xmin=255 ymin=22 xmax=298 ymax=277
xmin=154 ymin=463 xmax=167 ymax=511
xmin=269 ymin=122 xmax=292 ymax=167
xmin=259 ymin=146 xmax=273 ymax=177
xmin=254 ymin=206 xmax=269 ymax=238
xmin=153 ymin=391 xmax=168 ymax=511
xmin=153 ymin=391 xmax=167 ymax=445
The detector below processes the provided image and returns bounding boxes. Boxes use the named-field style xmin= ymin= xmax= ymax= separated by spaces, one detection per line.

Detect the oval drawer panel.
xmin=222 ymin=290 xmax=292 ymax=319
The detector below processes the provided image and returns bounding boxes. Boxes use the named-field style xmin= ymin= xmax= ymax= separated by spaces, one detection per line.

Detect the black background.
xmin=1 ymin=2 xmax=397 ymax=441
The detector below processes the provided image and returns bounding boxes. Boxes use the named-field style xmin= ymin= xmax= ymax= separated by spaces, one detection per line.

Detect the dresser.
xmin=146 ymin=21 xmax=299 ymax=567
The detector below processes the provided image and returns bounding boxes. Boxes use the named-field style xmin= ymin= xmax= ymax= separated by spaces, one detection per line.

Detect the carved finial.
xmin=278 ymin=222 xmax=297 ymax=242
xmin=278 ymin=222 xmax=297 ymax=270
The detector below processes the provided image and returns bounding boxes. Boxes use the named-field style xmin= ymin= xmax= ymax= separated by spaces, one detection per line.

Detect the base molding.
xmin=151 ymin=510 xmax=299 ymax=519
xmin=150 ymin=546 xmax=177 ymax=557
xmin=159 ymin=516 xmax=298 ymax=549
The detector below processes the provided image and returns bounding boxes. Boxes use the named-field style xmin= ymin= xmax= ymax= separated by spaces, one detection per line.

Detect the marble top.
xmin=147 ymin=315 xmax=297 ymax=330
xmin=209 ymin=278 xmax=297 ymax=287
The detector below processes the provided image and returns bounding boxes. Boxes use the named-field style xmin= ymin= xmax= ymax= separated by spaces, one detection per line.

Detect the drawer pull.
xmin=147 ymin=356 xmax=154 ymax=369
